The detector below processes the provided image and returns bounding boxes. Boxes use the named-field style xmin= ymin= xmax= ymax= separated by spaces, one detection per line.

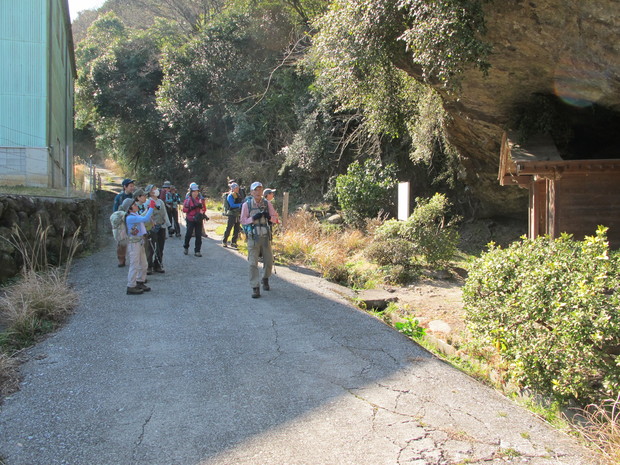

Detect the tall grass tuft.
xmin=571 ymin=395 xmax=620 ymax=464
xmin=275 ymin=211 xmax=374 ymax=286
xmin=0 ymin=220 xmax=81 ymax=357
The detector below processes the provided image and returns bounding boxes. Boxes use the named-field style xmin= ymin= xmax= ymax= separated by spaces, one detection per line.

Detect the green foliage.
xmin=398 ymin=0 xmax=491 ymax=84
xmin=395 ymin=317 xmax=426 ymax=339
xmin=371 ymin=193 xmax=459 ymax=266
xmin=334 ymin=159 xmax=397 ymax=225
xmin=463 ymin=226 xmax=620 ymax=405
xmin=401 ymin=193 xmax=459 ymax=265
xmin=366 ymin=238 xmax=416 ymax=266
xmin=306 ymin=0 xmax=472 ymax=193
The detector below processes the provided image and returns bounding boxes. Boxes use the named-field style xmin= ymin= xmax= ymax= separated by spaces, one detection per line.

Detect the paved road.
xmin=0 ymin=227 xmax=595 ymax=464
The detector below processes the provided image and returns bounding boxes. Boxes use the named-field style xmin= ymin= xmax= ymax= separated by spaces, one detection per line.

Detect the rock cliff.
xmin=402 ymin=0 xmax=620 ymax=217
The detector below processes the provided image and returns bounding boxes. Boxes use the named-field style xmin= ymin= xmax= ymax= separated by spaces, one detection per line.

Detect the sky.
xmin=67 ymin=0 xmax=106 ymax=21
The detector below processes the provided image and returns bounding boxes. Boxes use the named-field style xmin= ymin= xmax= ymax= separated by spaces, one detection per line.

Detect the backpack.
xmin=222 ymin=192 xmax=231 ymax=215
xmin=110 ymin=210 xmax=128 ymax=243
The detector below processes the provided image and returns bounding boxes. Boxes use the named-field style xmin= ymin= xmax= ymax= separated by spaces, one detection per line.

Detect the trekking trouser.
xmin=169 ymin=208 xmax=180 ymax=234
xmin=127 ymin=239 xmax=147 ymax=287
xmin=184 ymin=219 xmax=203 ymax=253
xmin=223 ymin=215 xmax=241 ymax=244
xmin=147 ymin=227 xmax=166 ymax=269
xmin=246 ymin=234 xmax=273 ymax=289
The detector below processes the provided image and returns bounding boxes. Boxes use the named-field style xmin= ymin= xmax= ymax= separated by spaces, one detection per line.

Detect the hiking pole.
xmin=148 ymin=233 xmax=159 ymax=270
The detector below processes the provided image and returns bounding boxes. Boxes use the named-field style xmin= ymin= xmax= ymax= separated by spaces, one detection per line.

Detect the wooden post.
xmin=282 ymin=192 xmax=289 ymax=228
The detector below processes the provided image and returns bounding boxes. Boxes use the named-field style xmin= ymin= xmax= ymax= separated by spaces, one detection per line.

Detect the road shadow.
xmin=0 ymin=231 xmax=437 ymax=465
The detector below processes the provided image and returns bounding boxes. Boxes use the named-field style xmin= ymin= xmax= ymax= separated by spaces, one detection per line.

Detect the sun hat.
xmin=120 ymin=198 xmax=135 ymax=212
xmin=121 ymin=178 xmax=135 ymax=187
xmin=230 ymin=182 xmax=239 ymax=189
xmin=145 ymin=184 xmax=155 ymax=195
xmin=263 ymin=188 xmax=276 ymax=196
xmin=133 ymin=188 xmax=145 ymax=199
xmin=250 ymin=181 xmax=263 ymax=191
xmin=189 ymin=182 xmax=199 ymax=191
xmin=162 ymin=180 xmax=171 ymax=188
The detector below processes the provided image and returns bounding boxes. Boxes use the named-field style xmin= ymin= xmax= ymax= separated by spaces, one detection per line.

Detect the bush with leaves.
xmin=334 ymin=159 xmax=397 ymax=225
xmin=463 ymin=226 xmax=620 ymax=405
xmin=401 ymin=193 xmax=459 ymax=265
xmin=370 ymin=193 xmax=458 ymax=267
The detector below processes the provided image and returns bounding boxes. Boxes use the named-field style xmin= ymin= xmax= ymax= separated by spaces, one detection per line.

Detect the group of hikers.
xmin=111 ymin=178 xmax=280 ymax=299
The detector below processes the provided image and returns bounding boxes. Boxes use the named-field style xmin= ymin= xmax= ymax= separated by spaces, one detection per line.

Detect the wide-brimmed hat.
xmin=120 ymin=197 xmax=135 ymax=212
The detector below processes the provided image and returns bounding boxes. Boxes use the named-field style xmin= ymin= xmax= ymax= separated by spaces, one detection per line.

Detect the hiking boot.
xmin=136 ymin=281 xmax=151 ymax=292
xmin=183 ymin=248 xmax=188 ymax=255
xmin=195 ymin=252 xmax=202 ymax=257
xmin=147 ymin=268 xmax=153 ymax=275
xmin=118 ymin=262 xmax=126 ymax=268
xmin=252 ymin=287 xmax=261 ymax=298
xmin=231 ymin=243 xmax=238 ymax=249
xmin=262 ymin=278 xmax=270 ymax=291
xmin=127 ymin=286 xmax=144 ymax=295
xmin=222 ymin=241 xmax=228 ymax=248
xmin=154 ymin=267 xmax=165 ymax=273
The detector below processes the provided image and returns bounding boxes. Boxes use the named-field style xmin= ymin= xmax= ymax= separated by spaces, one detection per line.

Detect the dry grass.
xmin=1 ymin=269 xmax=78 ymax=326
xmin=0 ymin=352 xmax=19 ymax=398
xmin=275 ymin=211 xmax=374 ymax=285
xmin=0 ymin=221 xmax=81 ymax=396
xmin=570 ymin=395 xmax=620 ymax=464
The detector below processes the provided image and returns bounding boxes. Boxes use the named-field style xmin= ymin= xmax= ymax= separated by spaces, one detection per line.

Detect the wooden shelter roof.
xmin=499 ymin=131 xmax=620 ymax=187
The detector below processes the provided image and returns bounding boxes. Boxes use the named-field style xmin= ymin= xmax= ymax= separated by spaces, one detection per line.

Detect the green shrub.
xmin=463 ymin=226 xmax=620 ymax=405
xmin=401 ymin=193 xmax=459 ymax=266
xmin=382 ymin=264 xmax=421 ymax=285
xmin=365 ymin=239 xmax=416 ymax=266
xmin=334 ymin=159 xmax=397 ymax=225
xmin=374 ymin=218 xmax=402 ymax=240
xmin=369 ymin=193 xmax=459 ymax=267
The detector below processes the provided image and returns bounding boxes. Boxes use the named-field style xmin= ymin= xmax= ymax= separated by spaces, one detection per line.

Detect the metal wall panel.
xmin=0 ymin=0 xmax=47 ymax=148
xmin=0 ymin=0 xmax=74 ymax=188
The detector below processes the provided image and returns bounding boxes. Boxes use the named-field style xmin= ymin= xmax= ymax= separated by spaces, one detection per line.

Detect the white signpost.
xmin=398 ymin=182 xmax=410 ymax=221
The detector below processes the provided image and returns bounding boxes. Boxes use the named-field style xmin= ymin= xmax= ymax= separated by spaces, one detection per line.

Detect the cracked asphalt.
xmin=0 ymin=229 xmax=596 ymax=465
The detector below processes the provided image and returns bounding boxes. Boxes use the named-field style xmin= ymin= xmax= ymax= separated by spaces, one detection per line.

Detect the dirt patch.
xmin=386 ymin=275 xmax=466 ymax=346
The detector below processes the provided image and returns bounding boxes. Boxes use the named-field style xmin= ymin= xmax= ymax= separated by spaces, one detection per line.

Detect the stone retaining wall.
xmin=0 ymin=194 xmax=100 ymax=282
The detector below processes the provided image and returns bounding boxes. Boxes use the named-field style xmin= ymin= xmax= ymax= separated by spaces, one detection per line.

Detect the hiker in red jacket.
xmin=182 ymin=182 xmax=207 ymax=257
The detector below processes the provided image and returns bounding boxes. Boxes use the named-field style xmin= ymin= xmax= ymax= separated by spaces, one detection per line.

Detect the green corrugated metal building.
xmin=0 ymin=0 xmax=76 ymax=188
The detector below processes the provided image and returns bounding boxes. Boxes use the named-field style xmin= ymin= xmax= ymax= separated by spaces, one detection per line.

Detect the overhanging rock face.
xmin=397 ymin=0 xmax=620 ymax=217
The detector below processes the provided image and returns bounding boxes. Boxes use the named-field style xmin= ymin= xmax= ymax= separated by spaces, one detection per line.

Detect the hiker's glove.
xmin=263 ymin=211 xmax=271 ymax=220
xmin=148 ymin=200 xmax=157 ymax=209
xmin=252 ymin=212 xmax=263 ymax=220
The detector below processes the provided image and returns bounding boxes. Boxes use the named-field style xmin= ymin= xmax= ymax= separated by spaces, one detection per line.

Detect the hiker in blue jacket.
xmin=222 ymin=182 xmax=243 ymax=248
xmin=123 ymin=197 xmax=156 ymax=295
